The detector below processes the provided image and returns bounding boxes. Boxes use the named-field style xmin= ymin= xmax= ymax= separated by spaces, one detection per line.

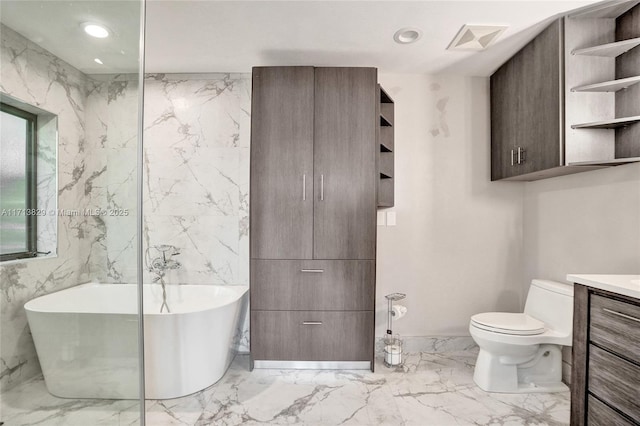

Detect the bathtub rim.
xmin=24 ymin=282 xmax=249 ymax=316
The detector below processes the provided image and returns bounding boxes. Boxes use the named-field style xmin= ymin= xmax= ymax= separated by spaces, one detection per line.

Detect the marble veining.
xmin=142 ymin=73 xmax=251 ymax=351
xmin=1 ymin=349 xmax=570 ymax=425
xmin=1 ymin=24 xmax=99 ymax=390
xmin=1 ymin=24 xmax=142 ymax=390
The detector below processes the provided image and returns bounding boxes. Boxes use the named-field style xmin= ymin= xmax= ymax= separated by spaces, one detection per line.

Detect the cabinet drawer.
xmin=251 ymin=310 xmax=374 ymax=361
xmin=588 ymin=345 xmax=640 ymax=417
xmin=587 ymin=395 xmax=634 ymax=426
xmin=251 ymin=260 xmax=375 ymax=310
xmin=590 ymin=294 xmax=640 ymax=364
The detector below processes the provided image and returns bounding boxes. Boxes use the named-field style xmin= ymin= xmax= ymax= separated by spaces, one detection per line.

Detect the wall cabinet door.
xmin=517 ymin=19 xmax=563 ymax=176
xmin=491 ymin=19 xmax=563 ymax=180
xmin=250 ymin=67 xmax=315 ymax=259
xmin=491 ymin=55 xmax=520 ymax=180
xmin=313 ymin=68 xmax=378 ymax=260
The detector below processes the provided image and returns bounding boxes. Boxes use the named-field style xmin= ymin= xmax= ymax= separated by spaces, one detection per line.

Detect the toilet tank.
xmin=524 ymin=279 xmax=574 ymax=337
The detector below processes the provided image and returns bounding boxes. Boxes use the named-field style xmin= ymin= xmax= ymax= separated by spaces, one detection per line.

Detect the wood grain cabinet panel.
xmin=590 ymin=294 xmax=640 ymax=364
xmin=491 ymin=19 xmax=562 ymax=180
xmin=490 ymin=54 xmax=519 ymax=180
xmin=517 ymin=19 xmax=563 ymax=176
xmin=571 ymin=285 xmax=640 ymax=425
xmin=313 ymin=67 xmax=377 ymax=260
xmin=587 ymin=395 xmax=635 ymax=426
xmin=588 ymin=345 xmax=640 ymax=417
xmin=250 ymin=260 xmax=375 ymax=311
xmin=250 ymin=67 xmax=315 ymax=259
xmin=251 ymin=311 xmax=374 ymax=361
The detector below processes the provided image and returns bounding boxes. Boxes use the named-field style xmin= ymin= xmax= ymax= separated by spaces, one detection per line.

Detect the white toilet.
xmin=469 ymin=279 xmax=573 ymax=393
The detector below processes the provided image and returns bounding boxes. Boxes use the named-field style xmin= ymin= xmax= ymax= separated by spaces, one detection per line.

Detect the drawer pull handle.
xmin=602 ymin=308 xmax=640 ymax=324
xmin=300 ymin=269 xmax=324 ymax=273
xmin=303 ymin=321 xmax=323 ymax=325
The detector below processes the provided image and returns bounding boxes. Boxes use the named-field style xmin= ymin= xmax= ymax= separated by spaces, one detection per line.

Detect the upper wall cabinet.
xmin=250 ymin=67 xmax=378 ymax=260
xmin=491 ymin=0 xmax=640 ymax=181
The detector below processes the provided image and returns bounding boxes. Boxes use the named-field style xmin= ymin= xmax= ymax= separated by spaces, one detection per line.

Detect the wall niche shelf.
xmin=572 ymin=37 xmax=640 ymax=57
xmin=571 ymin=75 xmax=640 ymax=92
xmin=571 ymin=116 xmax=640 ymax=129
xmin=377 ymin=85 xmax=394 ymax=207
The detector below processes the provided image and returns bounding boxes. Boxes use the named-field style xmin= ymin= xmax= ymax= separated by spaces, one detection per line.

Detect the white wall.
xmin=523 ymin=163 xmax=640 ymax=291
xmin=375 ymin=74 xmax=525 ymax=338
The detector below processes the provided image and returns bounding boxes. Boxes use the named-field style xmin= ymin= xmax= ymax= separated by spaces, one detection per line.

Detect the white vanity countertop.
xmin=567 ymin=274 xmax=640 ymax=300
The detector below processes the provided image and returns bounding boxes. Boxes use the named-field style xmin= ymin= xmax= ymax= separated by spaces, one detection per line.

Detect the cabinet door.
xmin=491 ymin=53 xmax=520 ymax=180
xmin=517 ymin=19 xmax=563 ymax=175
xmin=250 ymin=67 xmax=314 ymax=259
xmin=313 ymin=68 xmax=377 ymax=260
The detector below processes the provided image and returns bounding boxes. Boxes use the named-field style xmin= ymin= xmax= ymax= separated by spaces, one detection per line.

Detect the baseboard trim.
xmin=253 ymin=360 xmax=371 ymax=370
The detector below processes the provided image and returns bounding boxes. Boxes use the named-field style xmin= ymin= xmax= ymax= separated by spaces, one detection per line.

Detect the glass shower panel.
xmin=0 ymin=1 xmax=145 ymax=424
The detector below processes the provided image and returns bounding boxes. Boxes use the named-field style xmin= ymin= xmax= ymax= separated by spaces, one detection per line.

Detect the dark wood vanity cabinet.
xmin=250 ymin=67 xmax=379 ymax=369
xmin=571 ymin=285 xmax=640 ymax=425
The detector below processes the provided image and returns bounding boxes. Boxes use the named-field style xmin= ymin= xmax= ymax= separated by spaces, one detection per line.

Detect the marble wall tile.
xmin=0 ymin=25 xmax=141 ymax=391
xmin=84 ymin=75 xmax=140 ymax=285
xmin=1 ymin=24 xmax=93 ymax=390
xmin=143 ymin=215 xmax=239 ymax=285
xmin=142 ymin=73 xmax=251 ymax=350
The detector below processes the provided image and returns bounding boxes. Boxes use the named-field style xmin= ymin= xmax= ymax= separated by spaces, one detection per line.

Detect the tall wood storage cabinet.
xmin=250 ymin=67 xmax=377 ymax=370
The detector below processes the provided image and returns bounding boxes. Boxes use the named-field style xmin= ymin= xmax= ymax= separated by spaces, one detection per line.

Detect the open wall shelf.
xmin=571 ymin=75 xmax=640 ymax=92
xmin=568 ymin=0 xmax=640 ymax=165
xmin=377 ymin=85 xmax=394 ymax=208
xmin=572 ymin=37 xmax=640 ymax=57
xmin=571 ymin=116 xmax=640 ymax=129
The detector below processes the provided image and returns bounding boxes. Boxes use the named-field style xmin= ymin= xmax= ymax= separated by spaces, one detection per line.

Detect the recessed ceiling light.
xmin=83 ymin=23 xmax=110 ymax=39
xmin=394 ymin=27 xmax=422 ymax=44
xmin=94 ymin=58 xmax=104 ymax=65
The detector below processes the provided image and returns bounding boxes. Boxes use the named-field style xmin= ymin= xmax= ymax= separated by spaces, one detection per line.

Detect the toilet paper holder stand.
xmin=384 ymin=292 xmax=406 ymax=367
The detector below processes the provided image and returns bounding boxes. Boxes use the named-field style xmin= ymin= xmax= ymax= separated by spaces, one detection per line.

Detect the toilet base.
xmin=473 ymin=344 xmax=567 ymax=394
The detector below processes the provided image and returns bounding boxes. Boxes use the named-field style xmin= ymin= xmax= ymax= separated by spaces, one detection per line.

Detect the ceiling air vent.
xmin=447 ymin=25 xmax=508 ymax=51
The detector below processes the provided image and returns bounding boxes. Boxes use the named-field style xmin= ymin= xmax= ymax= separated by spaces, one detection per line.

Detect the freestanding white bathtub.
xmin=24 ymin=283 xmax=248 ymax=400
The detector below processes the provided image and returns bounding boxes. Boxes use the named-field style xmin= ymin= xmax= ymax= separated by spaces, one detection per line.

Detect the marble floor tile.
xmin=1 ymin=349 xmax=570 ymax=426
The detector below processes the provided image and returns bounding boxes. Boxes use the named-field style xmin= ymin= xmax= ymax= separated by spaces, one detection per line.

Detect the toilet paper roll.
xmin=391 ymin=304 xmax=407 ymax=319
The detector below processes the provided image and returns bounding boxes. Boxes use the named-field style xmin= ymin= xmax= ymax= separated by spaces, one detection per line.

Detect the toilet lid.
xmin=471 ymin=312 xmax=545 ymax=335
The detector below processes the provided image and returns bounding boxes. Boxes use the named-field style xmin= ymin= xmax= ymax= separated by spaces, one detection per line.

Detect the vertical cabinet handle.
xmin=511 ymin=149 xmax=515 ymax=166
xmin=320 ymin=174 xmax=324 ymax=201
xmin=302 ymin=174 xmax=306 ymax=201
xmin=517 ymin=147 xmax=522 ymax=164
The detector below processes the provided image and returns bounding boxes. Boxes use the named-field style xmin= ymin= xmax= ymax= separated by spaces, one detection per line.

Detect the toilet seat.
xmin=471 ymin=312 xmax=545 ymax=336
